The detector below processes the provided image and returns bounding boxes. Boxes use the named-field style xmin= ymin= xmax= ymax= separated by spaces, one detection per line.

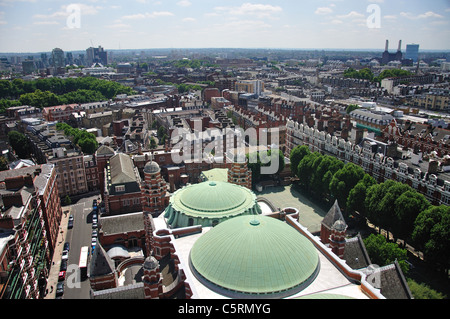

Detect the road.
xmin=60 ymin=194 xmax=100 ymax=299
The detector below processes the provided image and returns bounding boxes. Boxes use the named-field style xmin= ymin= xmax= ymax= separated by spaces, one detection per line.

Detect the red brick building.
xmin=104 ymin=153 xmax=143 ymax=216
xmin=0 ymin=164 xmax=62 ymax=299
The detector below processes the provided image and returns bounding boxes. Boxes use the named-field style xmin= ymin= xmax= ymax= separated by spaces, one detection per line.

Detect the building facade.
xmin=0 ymin=164 xmax=62 ymax=299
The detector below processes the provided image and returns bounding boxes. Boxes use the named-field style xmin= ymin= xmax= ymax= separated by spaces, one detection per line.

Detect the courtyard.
xmin=256 ymin=185 xmax=329 ymax=234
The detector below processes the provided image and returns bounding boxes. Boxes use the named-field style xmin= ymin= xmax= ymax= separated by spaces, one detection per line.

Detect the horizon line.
xmin=1 ymin=47 xmax=450 ymax=55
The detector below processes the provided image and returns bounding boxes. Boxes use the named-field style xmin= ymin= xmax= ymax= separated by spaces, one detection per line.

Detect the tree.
xmin=363 ymin=234 xmax=409 ymax=275
xmin=297 ymin=152 xmax=321 ymax=190
xmin=329 ymin=163 xmax=365 ymax=211
xmin=0 ymin=156 xmax=9 ymax=171
xmin=64 ymin=195 xmax=72 ymax=206
xmin=8 ymin=130 xmax=30 ymax=159
xmin=290 ymin=145 xmax=311 ymax=178
xmin=407 ymin=279 xmax=447 ymax=299
xmin=393 ymin=190 xmax=430 ymax=244
xmin=412 ymin=205 xmax=450 ymax=274
xmin=346 ymin=174 xmax=376 ymax=216
xmin=150 ymin=137 xmax=157 ymax=149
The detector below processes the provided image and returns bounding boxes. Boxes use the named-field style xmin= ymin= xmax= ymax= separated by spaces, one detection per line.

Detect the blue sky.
xmin=0 ymin=0 xmax=449 ymax=53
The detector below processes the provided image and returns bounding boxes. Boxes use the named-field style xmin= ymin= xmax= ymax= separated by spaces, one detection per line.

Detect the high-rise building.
xmin=405 ymin=44 xmax=420 ymax=62
xmin=86 ymin=46 xmax=108 ymax=66
xmin=51 ymin=48 xmax=65 ymax=68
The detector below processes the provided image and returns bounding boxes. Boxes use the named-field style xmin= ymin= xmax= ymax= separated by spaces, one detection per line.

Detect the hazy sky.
xmin=0 ymin=0 xmax=449 ymax=53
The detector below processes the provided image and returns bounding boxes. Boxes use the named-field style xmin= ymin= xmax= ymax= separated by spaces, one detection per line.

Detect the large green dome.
xmin=164 ymin=181 xmax=261 ymax=228
xmin=189 ymin=215 xmax=320 ymax=298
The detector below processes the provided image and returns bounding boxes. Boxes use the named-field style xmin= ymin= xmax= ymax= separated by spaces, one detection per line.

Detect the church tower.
xmin=142 ymin=256 xmax=163 ymax=299
xmin=329 ymin=219 xmax=347 ymax=258
xmin=141 ymin=159 xmax=168 ymax=214
xmin=228 ymin=160 xmax=252 ymax=189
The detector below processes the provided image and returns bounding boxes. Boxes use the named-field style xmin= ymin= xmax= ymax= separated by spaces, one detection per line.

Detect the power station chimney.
xmin=385 ymin=39 xmax=389 ymax=52
xmin=397 ymin=40 xmax=402 ymax=52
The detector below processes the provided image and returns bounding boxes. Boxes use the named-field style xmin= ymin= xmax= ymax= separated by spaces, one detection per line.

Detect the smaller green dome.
xmin=164 ymin=181 xmax=261 ymax=228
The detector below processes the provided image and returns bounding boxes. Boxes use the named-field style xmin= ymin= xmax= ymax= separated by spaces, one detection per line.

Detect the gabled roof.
xmin=96 ymin=145 xmax=115 ymax=156
xmin=110 ymin=153 xmax=137 ymax=184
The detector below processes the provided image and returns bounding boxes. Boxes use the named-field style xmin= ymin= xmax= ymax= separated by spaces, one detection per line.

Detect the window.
xmin=115 ymin=185 xmax=125 ymax=193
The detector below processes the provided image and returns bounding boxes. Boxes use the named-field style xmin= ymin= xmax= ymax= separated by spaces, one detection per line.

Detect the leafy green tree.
xmin=64 ymin=195 xmax=72 ymax=206
xmin=297 ymin=152 xmax=321 ymax=190
xmin=346 ymin=174 xmax=376 ymax=216
xmin=329 ymin=163 xmax=365 ymax=210
xmin=407 ymin=279 xmax=447 ymax=299
xmin=393 ymin=190 xmax=430 ymax=243
xmin=363 ymin=234 xmax=409 ymax=275
xmin=289 ymin=145 xmax=311 ymax=177
xmin=150 ymin=137 xmax=157 ymax=149
xmin=346 ymin=104 xmax=360 ymax=114
xmin=0 ymin=156 xmax=9 ymax=171
xmin=412 ymin=205 xmax=450 ymax=273
xmin=8 ymin=130 xmax=30 ymax=159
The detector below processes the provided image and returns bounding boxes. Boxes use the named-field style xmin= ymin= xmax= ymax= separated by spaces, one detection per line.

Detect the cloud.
xmin=337 ymin=11 xmax=365 ymax=19
xmin=33 ymin=21 xmax=59 ymax=25
xmin=400 ymin=11 xmax=444 ymax=19
xmin=315 ymin=4 xmax=335 ymax=15
xmin=33 ymin=3 xmax=102 ymax=20
xmin=182 ymin=17 xmax=196 ymax=22
xmin=315 ymin=7 xmax=333 ymax=15
xmin=177 ymin=0 xmax=191 ymax=7
xmin=212 ymin=3 xmax=282 ymax=19
xmin=122 ymin=11 xmax=174 ymax=20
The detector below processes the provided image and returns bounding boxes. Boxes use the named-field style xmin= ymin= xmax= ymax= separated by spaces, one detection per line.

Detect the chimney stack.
xmin=385 ymin=39 xmax=389 ymax=52
xmin=398 ymin=40 xmax=402 ymax=52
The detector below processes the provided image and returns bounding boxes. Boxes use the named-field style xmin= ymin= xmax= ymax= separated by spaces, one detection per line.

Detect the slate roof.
xmin=100 ymin=212 xmax=145 ymax=236
xmin=363 ymin=260 xmax=413 ymax=299
xmin=343 ymin=234 xmax=372 ymax=270
xmin=321 ymin=200 xmax=346 ymax=229
xmin=89 ymin=243 xmax=116 ymax=278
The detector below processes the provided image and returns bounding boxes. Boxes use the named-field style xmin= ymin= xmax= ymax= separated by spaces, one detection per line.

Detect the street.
xmin=46 ymin=194 xmax=100 ymax=299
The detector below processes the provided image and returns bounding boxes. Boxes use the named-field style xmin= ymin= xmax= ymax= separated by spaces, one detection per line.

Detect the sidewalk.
xmin=44 ymin=206 xmax=71 ymax=299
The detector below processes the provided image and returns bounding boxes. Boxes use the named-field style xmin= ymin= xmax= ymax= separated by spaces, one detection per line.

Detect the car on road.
xmin=92 ymin=230 xmax=98 ymax=237
xmin=58 ymin=271 xmax=66 ymax=281
xmin=56 ymin=282 xmax=64 ymax=297
xmin=91 ymin=237 xmax=97 ymax=247
xmin=60 ymin=260 xmax=68 ymax=271
xmin=92 ymin=220 xmax=98 ymax=229
xmin=64 ymin=242 xmax=70 ymax=251
xmin=68 ymin=215 xmax=74 ymax=229
xmin=61 ymin=250 xmax=69 ymax=260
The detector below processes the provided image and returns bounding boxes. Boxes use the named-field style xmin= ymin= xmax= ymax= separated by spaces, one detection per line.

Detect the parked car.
xmin=92 ymin=221 xmax=98 ymax=229
xmin=60 ymin=260 xmax=68 ymax=271
xmin=61 ymin=250 xmax=69 ymax=260
xmin=68 ymin=215 xmax=74 ymax=229
xmin=58 ymin=271 xmax=66 ymax=281
xmin=91 ymin=237 xmax=97 ymax=247
xmin=92 ymin=230 xmax=98 ymax=237
xmin=56 ymin=282 xmax=64 ymax=297
xmin=63 ymin=242 xmax=70 ymax=251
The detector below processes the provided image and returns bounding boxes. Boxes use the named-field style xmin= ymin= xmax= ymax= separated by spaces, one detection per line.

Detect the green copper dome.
xmin=189 ymin=215 xmax=320 ymax=298
xmin=164 ymin=181 xmax=261 ymax=228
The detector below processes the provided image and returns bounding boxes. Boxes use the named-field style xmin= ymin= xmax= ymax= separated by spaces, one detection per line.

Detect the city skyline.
xmin=0 ymin=0 xmax=449 ymax=53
